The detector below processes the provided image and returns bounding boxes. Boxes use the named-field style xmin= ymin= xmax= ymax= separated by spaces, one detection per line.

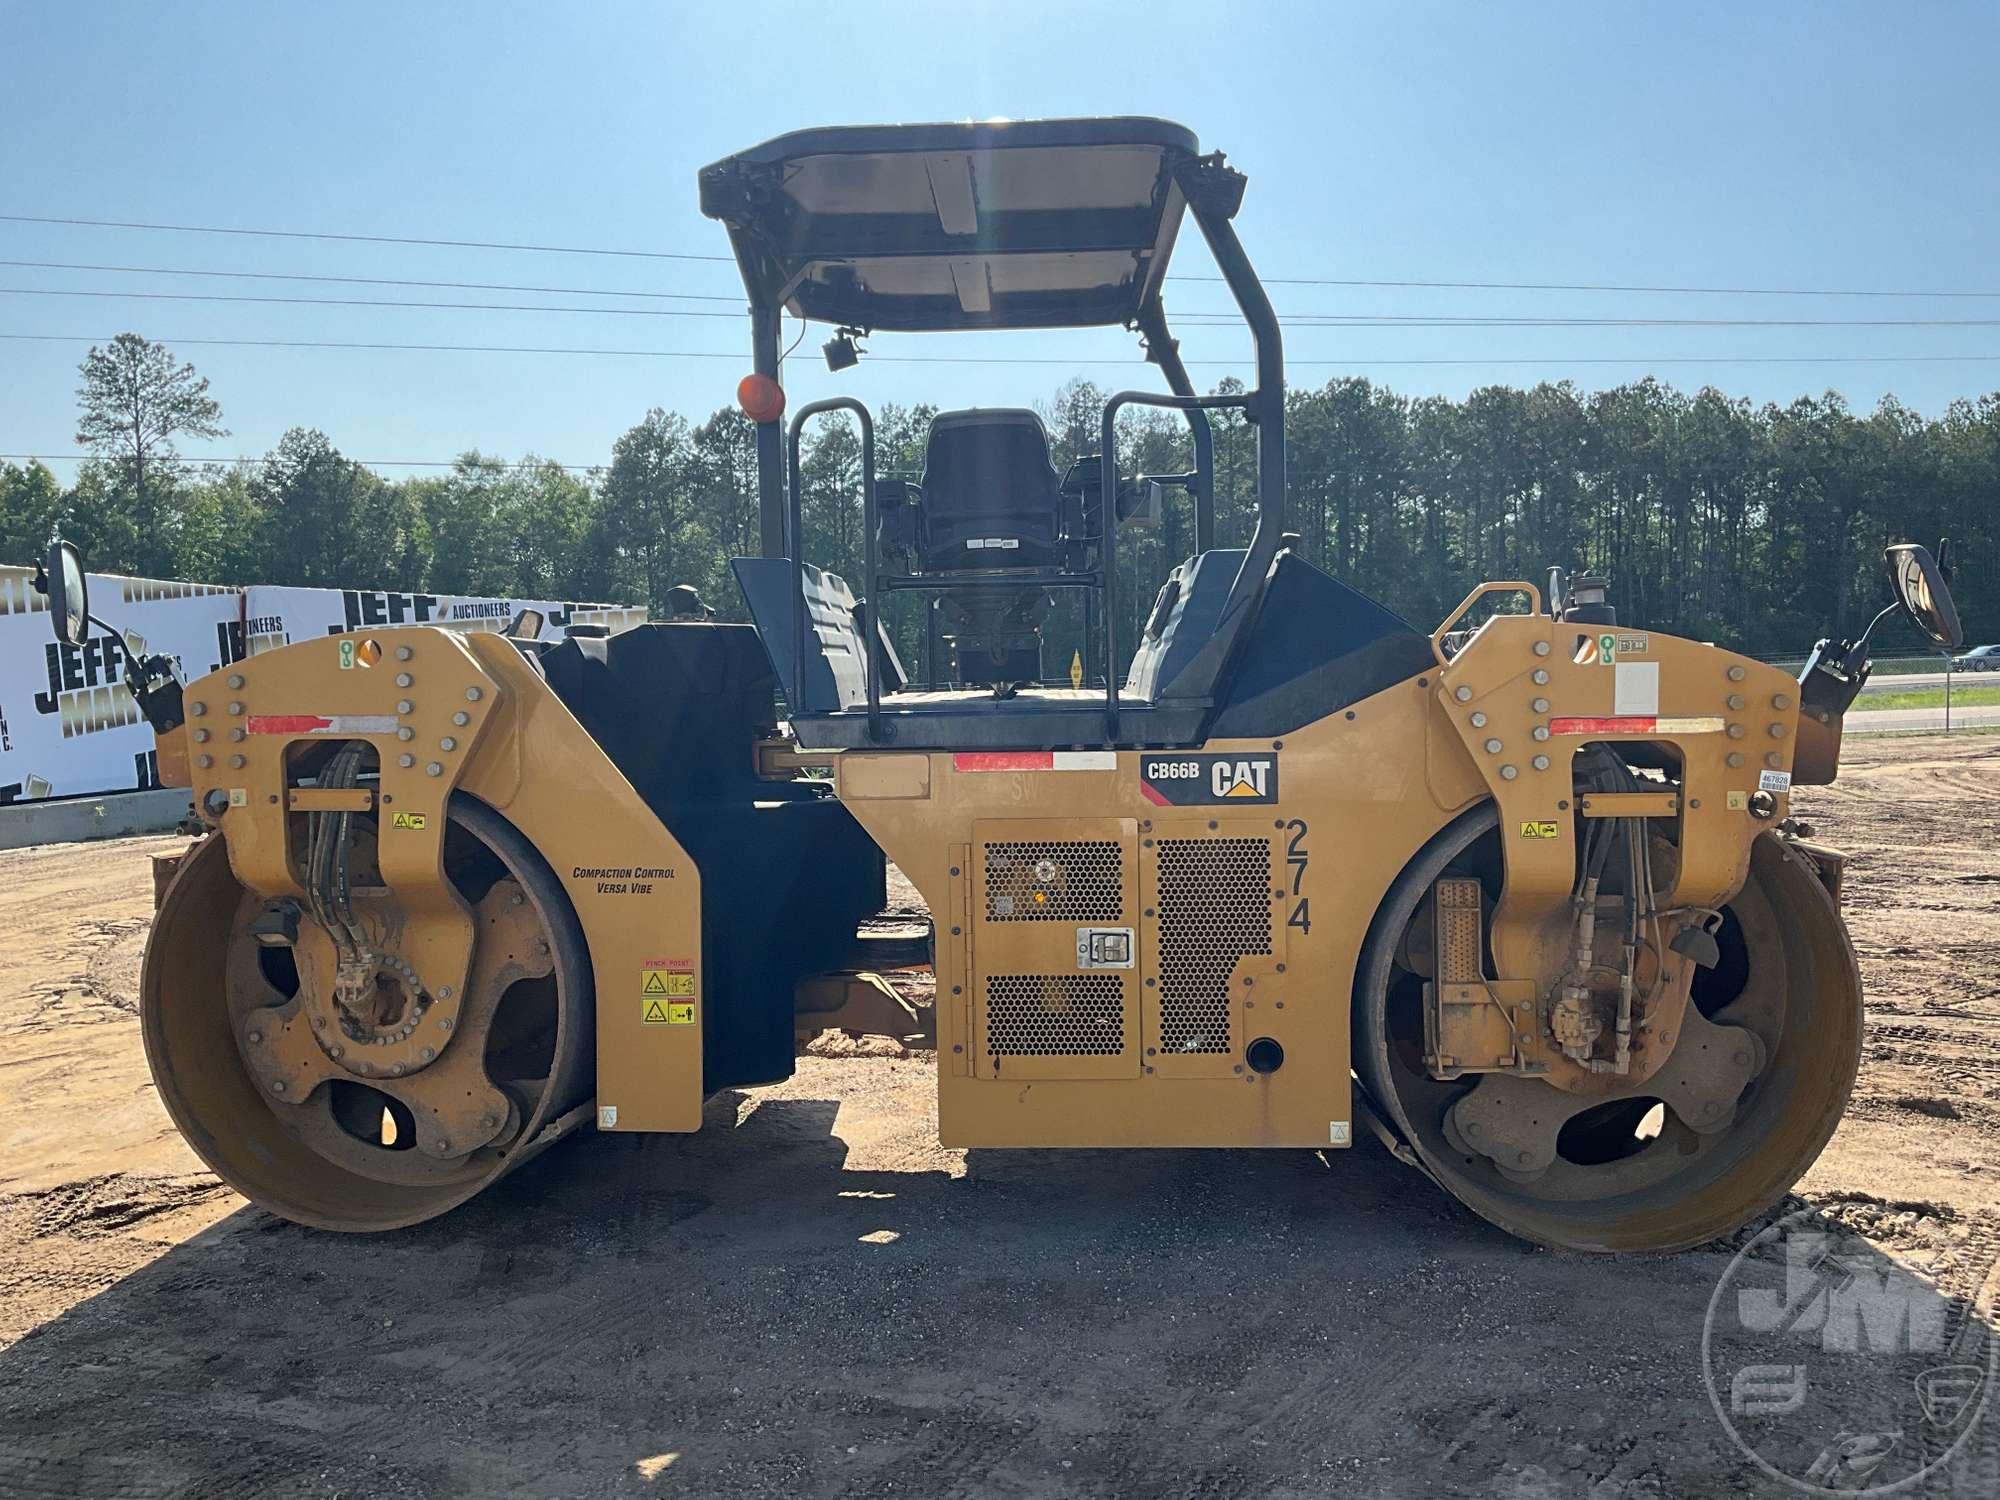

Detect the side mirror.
xmin=1885 ymin=542 xmax=1963 ymax=652
xmin=40 ymin=539 xmax=91 ymax=647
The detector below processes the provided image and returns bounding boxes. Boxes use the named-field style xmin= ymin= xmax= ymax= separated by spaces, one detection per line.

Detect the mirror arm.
xmin=1842 ymin=601 xmax=1903 ymax=674
xmin=81 ymin=611 xmax=188 ymax=733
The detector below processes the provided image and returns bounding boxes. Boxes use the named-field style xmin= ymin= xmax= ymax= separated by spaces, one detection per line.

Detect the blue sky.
xmin=2 ymin=1 xmax=1996 ymax=478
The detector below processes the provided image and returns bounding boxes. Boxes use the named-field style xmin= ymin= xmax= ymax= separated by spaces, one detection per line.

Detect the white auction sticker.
xmin=1614 ymin=660 xmax=1661 ymax=716
xmin=1758 ymin=768 xmax=1792 ymax=794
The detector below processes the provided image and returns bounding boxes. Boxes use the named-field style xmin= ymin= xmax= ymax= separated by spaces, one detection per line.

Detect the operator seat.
xmin=918 ymin=408 xmax=1064 ymax=572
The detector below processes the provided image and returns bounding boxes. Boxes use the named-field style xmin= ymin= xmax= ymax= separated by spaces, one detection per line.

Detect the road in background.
xmin=1848 ymin=703 xmax=2000 ymax=733
xmin=1857 ymin=669 xmax=1997 ymax=695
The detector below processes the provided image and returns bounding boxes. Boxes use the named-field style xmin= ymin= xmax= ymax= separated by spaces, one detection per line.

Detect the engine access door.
xmin=1140 ymin=819 xmax=1288 ymax=1079
xmin=969 ymin=819 xmax=1142 ymax=1080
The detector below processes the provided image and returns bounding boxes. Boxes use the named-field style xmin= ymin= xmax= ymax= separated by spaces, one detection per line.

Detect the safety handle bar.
xmin=1099 ymin=389 xmax=1255 ymax=734
xmin=1430 ymin=581 xmax=1544 ymax=667
xmin=787 ymin=398 xmax=877 ymax=738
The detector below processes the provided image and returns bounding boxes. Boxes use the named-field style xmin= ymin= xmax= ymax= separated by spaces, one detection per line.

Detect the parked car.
xmin=1954 ymin=643 xmax=2000 ymax=671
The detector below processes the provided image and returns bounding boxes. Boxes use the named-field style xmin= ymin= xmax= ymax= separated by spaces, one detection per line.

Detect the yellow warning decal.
xmin=641 ymin=957 xmax=695 ymax=996
xmin=641 ymin=998 xmax=696 ymax=1025
xmin=1519 ymin=820 xmax=1561 ymax=839
xmin=390 ymin=811 xmax=428 ymax=830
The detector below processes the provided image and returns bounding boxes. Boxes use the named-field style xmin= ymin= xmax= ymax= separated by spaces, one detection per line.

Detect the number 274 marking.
xmin=1285 ymin=818 xmax=1311 ymax=935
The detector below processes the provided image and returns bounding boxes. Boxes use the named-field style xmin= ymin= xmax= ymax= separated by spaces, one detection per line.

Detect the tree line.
xmin=3 ymin=335 xmax=1994 ymax=674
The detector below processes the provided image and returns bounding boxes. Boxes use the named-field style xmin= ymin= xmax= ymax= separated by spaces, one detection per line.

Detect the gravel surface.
xmin=1 ymin=737 xmax=1996 ymax=1497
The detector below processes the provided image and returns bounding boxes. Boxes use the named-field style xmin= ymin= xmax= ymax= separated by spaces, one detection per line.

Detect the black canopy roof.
xmin=698 ymin=118 xmax=1201 ymax=332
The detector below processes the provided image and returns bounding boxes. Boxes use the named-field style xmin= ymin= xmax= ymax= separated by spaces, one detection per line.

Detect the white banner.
xmin=1 ymin=571 xmax=646 ymax=804
xmin=0 ymin=565 xmax=240 ymax=805
xmin=239 ymin=586 xmax=645 ymax=655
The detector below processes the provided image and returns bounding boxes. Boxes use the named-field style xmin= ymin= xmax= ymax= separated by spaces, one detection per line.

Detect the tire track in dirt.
xmin=10 ymin=1172 xmax=234 ymax=1241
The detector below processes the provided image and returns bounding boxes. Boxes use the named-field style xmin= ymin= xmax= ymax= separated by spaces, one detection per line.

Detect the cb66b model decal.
xmin=1139 ymin=753 xmax=1279 ymax=806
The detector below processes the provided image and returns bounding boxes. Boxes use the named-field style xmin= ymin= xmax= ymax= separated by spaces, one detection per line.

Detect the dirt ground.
xmin=1 ymin=737 xmax=1996 ymax=1497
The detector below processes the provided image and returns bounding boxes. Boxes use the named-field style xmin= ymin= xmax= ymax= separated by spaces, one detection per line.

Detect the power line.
xmin=6 ymin=331 xmax=2000 ymax=368
xmin=1179 ymin=311 xmax=2000 ymax=329
xmin=0 ymin=214 xmax=736 ymax=264
xmin=11 ymin=286 xmax=2000 ymax=331
xmin=0 ymin=257 xmax=743 ymax=303
xmin=1170 ymin=274 xmax=2000 ymax=299
xmin=1 ymin=451 xmax=601 ymax=472
xmin=0 ymin=332 xmax=725 ymax=359
xmin=8 ymin=212 xmax=1999 ymax=299
xmin=0 ymin=286 xmax=741 ymax=319
xmin=7 ymin=257 xmax=1994 ymax=325
xmin=21 ymin=260 xmax=1990 ymax=323
xmin=9 ymin=256 xmax=1999 ymax=326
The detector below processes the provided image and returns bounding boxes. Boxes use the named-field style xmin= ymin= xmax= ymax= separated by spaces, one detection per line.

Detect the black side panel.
xmin=540 ymin=623 xmax=887 ymax=1091
xmin=1207 ymin=554 xmax=1436 ymax=738
xmin=540 ymin=623 xmax=778 ymax=805
xmin=731 ymin=557 xmax=869 ymax=714
xmin=688 ymin=798 xmax=884 ymax=1090
xmin=731 ymin=556 xmax=909 ymax=715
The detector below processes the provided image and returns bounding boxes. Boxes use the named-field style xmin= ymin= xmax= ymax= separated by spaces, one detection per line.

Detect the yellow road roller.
xmin=36 ymin=118 xmax=1969 ymax=1250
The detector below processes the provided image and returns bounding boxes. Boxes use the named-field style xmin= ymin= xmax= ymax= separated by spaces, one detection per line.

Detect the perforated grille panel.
xmin=1433 ymin=878 xmax=1484 ymax=984
xmin=984 ymin=975 xmax=1126 ymax=1055
xmin=1156 ymin=838 xmax=1273 ymax=1055
xmin=983 ymin=840 xmax=1122 ymax=922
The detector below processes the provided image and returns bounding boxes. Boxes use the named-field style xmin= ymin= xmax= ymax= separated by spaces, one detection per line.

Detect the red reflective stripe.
xmin=952 ymin=752 xmax=1056 ymax=772
xmin=1549 ymin=716 xmax=1658 ymax=735
xmin=1138 ymin=781 xmax=1171 ymax=807
xmin=247 ymin=713 xmax=398 ymax=735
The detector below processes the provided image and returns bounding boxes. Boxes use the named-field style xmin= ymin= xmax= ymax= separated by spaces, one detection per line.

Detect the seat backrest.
xmin=919 ymin=408 xmax=1062 ymax=561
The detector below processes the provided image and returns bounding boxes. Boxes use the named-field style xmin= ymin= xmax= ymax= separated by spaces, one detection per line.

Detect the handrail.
xmin=788 ymin=392 xmax=1136 ymax=738
xmin=1100 ymin=389 xmax=1255 ymax=736
xmin=1135 ymin=299 xmax=1215 ymax=550
xmin=787 ymin=398 xmax=877 ymax=736
xmin=1120 ymin=184 xmax=1284 ymax=725
xmin=1430 ymin=581 xmax=1544 ymax=667
xmin=784 ymin=378 xmax=1262 ymax=741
